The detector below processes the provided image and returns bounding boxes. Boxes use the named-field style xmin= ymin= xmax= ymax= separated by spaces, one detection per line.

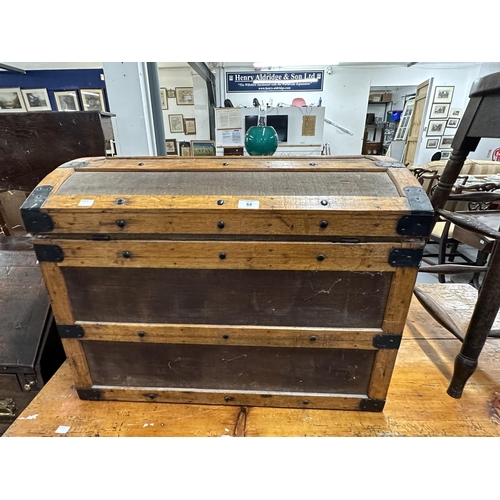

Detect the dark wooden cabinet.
xmin=0 ymin=111 xmax=115 ymax=192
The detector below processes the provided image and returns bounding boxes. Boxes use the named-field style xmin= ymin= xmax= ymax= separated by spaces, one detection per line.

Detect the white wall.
xmin=219 ymin=64 xmax=369 ymax=155
xmin=218 ymin=62 xmax=500 ymax=161
xmin=9 ymin=62 xmax=500 ymax=161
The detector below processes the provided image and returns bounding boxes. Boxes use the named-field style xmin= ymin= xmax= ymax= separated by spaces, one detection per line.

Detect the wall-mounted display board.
xmin=226 ymin=71 xmax=324 ymax=93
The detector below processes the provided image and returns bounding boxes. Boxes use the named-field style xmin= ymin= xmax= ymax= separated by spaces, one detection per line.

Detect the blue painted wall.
xmin=0 ymin=69 xmax=108 ymax=111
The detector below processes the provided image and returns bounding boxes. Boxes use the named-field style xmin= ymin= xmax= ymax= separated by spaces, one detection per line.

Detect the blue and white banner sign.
xmin=226 ymin=71 xmax=324 ymax=93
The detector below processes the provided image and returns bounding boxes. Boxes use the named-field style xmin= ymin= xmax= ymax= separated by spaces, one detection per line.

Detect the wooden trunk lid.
xmin=21 ymin=155 xmax=433 ymax=239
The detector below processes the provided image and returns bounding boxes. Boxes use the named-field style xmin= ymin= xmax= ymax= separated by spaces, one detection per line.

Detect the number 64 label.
xmin=238 ymin=199 xmax=260 ymax=209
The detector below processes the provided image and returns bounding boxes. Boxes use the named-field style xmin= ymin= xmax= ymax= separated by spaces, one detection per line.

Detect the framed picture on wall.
xmin=450 ymin=108 xmax=462 ymax=118
xmin=175 ymin=87 xmax=194 ymax=105
xmin=160 ymin=88 xmax=168 ymax=110
xmin=167 ymin=89 xmax=175 ymax=99
xmin=427 ymin=120 xmax=447 ymax=136
xmin=165 ymin=139 xmax=177 ymax=155
xmin=447 ymin=118 xmax=460 ymax=128
xmin=433 ymin=86 xmax=454 ymax=104
xmin=426 ymin=138 xmax=439 ymax=149
xmin=54 ymin=91 xmax=80 ymax=111
xmin=0 ymin=88 xmax=27 ymax=112
xmin=178 ymin=141 xmax=191 ymax=156
xmin=191 ymin=140 xmax=216 ymax=156
xmin=80 ymin=89 xmax=106 ymax=111
xmin=21 ymin=88 xmax=51 ymax=111
xmin=184 ymin=118 xmax=196 ymax=135
xmin=429 ymin=103 xmax=450 ymax=119
xmin=440 ymin=136 xmax=454 ymax=148
xmin=441 ymin=151 xmax=451 ymax=160
xmin=169 ymin=114 xmax=184 ymax=133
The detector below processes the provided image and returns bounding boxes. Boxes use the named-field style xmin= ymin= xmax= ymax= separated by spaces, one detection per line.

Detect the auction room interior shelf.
xmin=20 ymin=155 xmax=433 ymax=411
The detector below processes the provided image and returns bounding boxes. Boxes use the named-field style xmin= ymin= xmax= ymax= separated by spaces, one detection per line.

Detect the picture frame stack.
xmin=425 ymin=85 xmax=461 ymax=158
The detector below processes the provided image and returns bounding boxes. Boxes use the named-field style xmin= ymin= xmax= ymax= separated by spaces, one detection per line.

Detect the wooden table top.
xmin=4 ymin=297 xmax=500 ymax=437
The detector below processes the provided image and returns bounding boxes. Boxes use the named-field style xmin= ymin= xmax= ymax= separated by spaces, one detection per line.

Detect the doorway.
xmin=363 ymin=85 xmax=417 ymax=158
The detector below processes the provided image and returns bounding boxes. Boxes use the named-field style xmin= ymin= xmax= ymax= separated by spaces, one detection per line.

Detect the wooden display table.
xmin=4 ymin=297 xmax=500 ymax=437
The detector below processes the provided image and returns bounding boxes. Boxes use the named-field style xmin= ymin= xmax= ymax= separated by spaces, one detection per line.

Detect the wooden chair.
xmin=409 ymin=167 xmax=440 ymax=195
xmin=438 ymin=182 xmax=500 ymax=287
xmin=415 ymin=71 xmax=500 ymax=398
xmin=420 ymin=174 xmax=469 ymax=281
xmin=424 ymin=181 xmax=500 ymax=285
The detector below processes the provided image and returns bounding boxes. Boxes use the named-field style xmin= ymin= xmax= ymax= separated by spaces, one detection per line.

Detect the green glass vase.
xmin=245 ymin=125 xmax=278 ymax=156
xmin=244 ymin=101 xmax=278 ymax=156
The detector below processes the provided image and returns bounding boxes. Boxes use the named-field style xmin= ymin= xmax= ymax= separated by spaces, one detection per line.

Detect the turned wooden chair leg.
xmin=447 ymin=242 xmax=500 ymax=398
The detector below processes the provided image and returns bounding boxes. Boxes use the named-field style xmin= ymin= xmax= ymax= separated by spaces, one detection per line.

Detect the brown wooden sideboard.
xmin=0 ymin=111 xmax=115 ymax=192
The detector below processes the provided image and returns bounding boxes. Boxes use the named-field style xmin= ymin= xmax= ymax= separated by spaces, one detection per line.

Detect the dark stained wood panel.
xmin=56 ymin=171 xmax=400 ymax=197
xmin=0 ymin=112 xmax=113 ymax=191
xmin=83 ymin=341 xmax=375 ymax=395
xmin=63 ymin=268 xmax=393 ymax=327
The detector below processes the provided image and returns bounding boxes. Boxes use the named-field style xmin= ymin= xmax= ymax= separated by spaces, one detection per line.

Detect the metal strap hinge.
xmin=388 ymin=248 xmax=423 ymax=268
xmin=373 ymin=334 xmax=402 ymax=349
xmin=57 ymin=325 xmax=84 ymax=338
xmin=34 ymin=244 xmax=64 ymax=262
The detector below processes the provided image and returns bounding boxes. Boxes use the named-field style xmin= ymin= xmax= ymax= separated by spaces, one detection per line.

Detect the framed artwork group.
xmin=168 ymin=114 xmax=197 ymax=135
xmin=424 ymin=84 xmax=461 ymax=155
xmin=161 ymin=87 xmax=194 ymax=106
xmin=0 ymin=86 xmax=107 ymax=113
xmin=164 ymin=87 xmax=196 ymax=138
xmin=163 ymin=139 xmax=216 ymax=157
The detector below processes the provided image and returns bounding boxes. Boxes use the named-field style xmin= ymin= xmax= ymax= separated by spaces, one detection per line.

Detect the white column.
xmin=102 ymin=62 xmax=157 ymax=156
